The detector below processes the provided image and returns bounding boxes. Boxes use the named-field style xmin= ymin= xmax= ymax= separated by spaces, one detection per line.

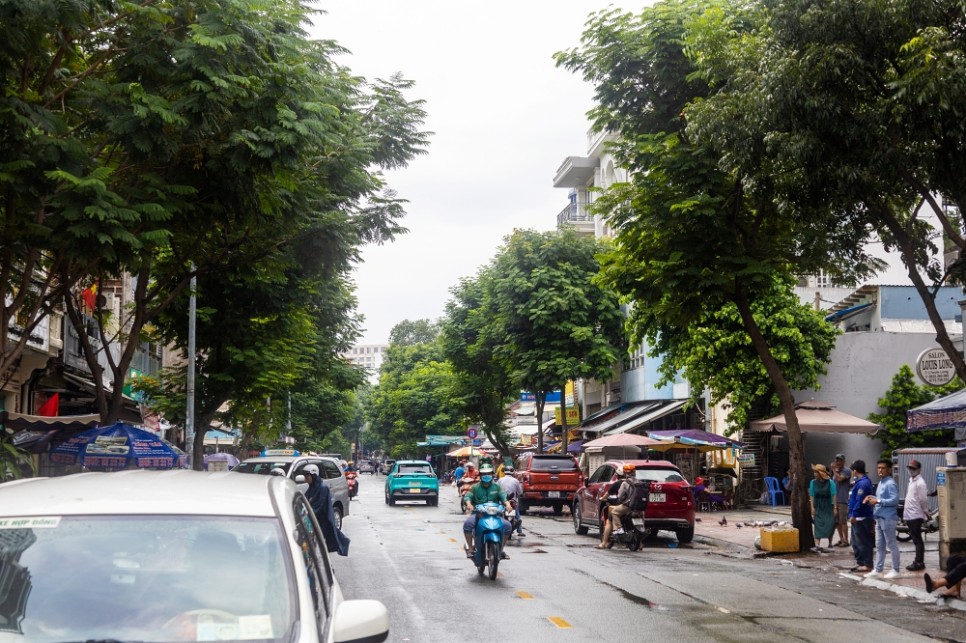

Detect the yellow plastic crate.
xmin=760 ymin=527 xmax=799 ymax=552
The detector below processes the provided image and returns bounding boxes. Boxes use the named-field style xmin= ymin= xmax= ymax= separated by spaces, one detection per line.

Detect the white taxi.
xmin=0 ymin=470 xmax=388 ymax=643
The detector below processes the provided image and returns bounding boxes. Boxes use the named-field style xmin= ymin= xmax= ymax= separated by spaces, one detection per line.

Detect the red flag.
xmin=36 ymin=392 xmax=59 ymax=417
xmin=81 ymin=283 xmax=98 ymax=311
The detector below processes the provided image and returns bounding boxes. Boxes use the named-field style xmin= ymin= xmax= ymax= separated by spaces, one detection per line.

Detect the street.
xmin=332 ymin=478 xmax=966 ymax=643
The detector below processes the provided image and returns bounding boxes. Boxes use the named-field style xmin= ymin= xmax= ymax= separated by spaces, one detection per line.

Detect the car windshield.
xmin=634 ymin=468 xmax=687 ymax=483
xmin=397 ymin=464 xmax=433 ymax=475
xmin=234 ymin=461 xmax=292 ymax=475
xmin=529 ymin=457 xmax=578 ymax=472
xmin=0 ymin=515 xmax=295 ymax=642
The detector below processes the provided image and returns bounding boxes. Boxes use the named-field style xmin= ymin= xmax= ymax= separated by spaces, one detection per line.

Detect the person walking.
xmin=830 ymin=453 xmax=851 ymax=547
xmin=903 ymin=459 xmax=930 ymax=571
xmin=865 ymin=459 xmax=900 ymax=579
xmin=809 ymin=464 xmax=836 ymax=550
xmin=848 ymin=459 xmax=874 ymax=573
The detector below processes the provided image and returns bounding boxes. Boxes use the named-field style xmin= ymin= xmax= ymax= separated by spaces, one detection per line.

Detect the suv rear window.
xmin=635 ymin=468 xmax=686 ymax=483
xmin=528 ymin=456 xmax=579 ymax=472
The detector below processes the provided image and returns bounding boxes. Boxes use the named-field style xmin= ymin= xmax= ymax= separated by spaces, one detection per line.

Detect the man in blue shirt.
xmin=864 ymin=459 xmax=900 ymax=579
xmin=847 ymin=459 xmax=874 ymax=573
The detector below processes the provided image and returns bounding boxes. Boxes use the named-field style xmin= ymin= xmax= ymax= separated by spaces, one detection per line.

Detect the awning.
xmin=604 ymin=400 xmax=688 ymax=435
xmin=748 ymin=400 xmax=879 ymax=434
xmin=581 ymin=402 xmax=662 ymax=435
xmin=417 ymin=435 xmax=465 ymax=447
xmin=907 ymin=388 xmax=966 ymax=441
xmin=1 ymin=411 xmax=100 ymax=431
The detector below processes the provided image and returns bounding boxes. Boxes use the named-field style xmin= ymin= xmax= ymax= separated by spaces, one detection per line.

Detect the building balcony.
xmin=556 ymin=202 xmax=596 ymax=235
xmin=553 ymin=156 xmax=598 ymax=188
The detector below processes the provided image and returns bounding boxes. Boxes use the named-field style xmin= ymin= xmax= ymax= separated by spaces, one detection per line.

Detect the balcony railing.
xmin=557 ymin=202 xmax=595 ymax=228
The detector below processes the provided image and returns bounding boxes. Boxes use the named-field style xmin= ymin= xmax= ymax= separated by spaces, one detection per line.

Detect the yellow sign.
xmin=554 ymin=407 xmax=580 ymax=425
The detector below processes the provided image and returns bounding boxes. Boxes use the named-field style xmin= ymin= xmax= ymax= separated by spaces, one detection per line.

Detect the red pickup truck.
xmin=515 ymin=453 xmax=585 ymax=516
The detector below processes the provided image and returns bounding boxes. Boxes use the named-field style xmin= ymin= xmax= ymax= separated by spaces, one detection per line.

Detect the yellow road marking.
xmin=516 ymin=591 xmax=533 ymax=600
xmin=547 ymin=617 xmax=571 ymax=629
xmin=448 ymin=538 xmax=457 ymax=543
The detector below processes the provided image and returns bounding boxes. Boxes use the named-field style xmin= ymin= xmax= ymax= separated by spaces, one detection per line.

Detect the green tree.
xmin=556 ymin=1 xmax=877 ymax=548
xmin=651 ymin=276 xmax=839 ymax=431
xmin=488 ymin=228 xmax=626 ymax=453
xmin=389 ymin=319 xmax=440 ymax=346
xmin=710 ymin=0 xmax=966 ymax=381
xmin=3 ymin=0 xmax=428 ymax=434
xmin=442 ymin=270 xmax=518 ymax=454
xmin=366 ymin=321 xmax=461 ymax=457
xmin=868 ymin=365 xmax=959 ymax=458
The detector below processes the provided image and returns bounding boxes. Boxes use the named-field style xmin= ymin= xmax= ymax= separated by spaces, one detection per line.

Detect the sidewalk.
xmin=693 ymin=504 xmax=966 ymax=612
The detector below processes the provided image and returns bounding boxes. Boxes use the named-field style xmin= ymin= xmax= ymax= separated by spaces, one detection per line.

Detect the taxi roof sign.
xmin=261 ymin=448 xmax=300 ymax=457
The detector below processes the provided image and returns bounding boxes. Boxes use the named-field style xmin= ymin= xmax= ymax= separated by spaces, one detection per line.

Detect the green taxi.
xmin=385 ymin=460 xmax=440 ymax=506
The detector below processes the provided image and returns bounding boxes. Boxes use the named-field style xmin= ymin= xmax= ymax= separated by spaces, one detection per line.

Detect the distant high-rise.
xmin=341 ymin=344 xmax=388 ymax=384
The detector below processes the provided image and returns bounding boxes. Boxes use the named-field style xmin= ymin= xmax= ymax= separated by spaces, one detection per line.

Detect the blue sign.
xmin=519 ymin=391 xmax=561 ymax=403
xmin=466 ymin=427 xmax=478 ymax=439
xmin=937 ymin=470 xmax=946 ymax=486
xmin=472 ymin=439 xmax=482 ymax=446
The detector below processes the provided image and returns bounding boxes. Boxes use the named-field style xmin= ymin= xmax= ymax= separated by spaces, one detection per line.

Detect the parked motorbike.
xmin=896 ymin=502 xmax=939 ymax=542
xmin=346 ymin=472 xmax=358 ymax=500
xmin=465 ymin=502 xmax=507 ymax=580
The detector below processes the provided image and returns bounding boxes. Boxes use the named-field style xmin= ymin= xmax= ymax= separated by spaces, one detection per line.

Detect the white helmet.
xmin=304 ymin=464 xmax=319 ymax=476
xmin=269 ymin=467 xmax=286 ymax=476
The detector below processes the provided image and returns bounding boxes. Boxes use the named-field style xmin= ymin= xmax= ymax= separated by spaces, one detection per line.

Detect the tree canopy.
xmin=1 ymin=0 xmax=429 ymax=464
xmin=555 ymin=0 xmax=877 ymax=548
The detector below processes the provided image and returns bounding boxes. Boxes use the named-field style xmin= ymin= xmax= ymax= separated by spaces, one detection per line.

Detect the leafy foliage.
xmin=868 ymin=365 xmax=960 ymax=458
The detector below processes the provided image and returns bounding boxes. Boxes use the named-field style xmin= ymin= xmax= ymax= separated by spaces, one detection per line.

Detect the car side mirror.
xmin=294 ymin=474 xmax=306 ymax=484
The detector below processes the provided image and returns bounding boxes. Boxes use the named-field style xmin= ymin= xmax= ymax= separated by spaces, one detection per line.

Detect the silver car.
xmin=233 ymin=450 xmax=350 ymax=527
xmin=0 ymin=470 xmax=388 ymax=643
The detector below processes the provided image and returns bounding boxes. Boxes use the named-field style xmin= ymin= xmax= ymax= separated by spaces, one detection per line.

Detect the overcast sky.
xmin=310 ymin=2 xmax=644 ymax=344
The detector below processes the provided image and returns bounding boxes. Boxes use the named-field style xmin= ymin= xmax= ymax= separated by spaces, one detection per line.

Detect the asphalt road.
xmin=332 ymin=475 xmax=966 ymax=643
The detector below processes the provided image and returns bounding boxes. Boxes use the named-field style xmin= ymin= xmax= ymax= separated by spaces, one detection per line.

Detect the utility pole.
xmin=186 ymin=265 xmax=196 ymax=469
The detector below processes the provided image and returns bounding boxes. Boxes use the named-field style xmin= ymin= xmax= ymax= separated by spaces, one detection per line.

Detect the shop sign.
xmin=916 ymin=347 xmax=956 ymax=386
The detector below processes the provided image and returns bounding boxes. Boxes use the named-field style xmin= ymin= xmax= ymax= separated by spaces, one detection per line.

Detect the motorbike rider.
xmin=304 ymin=464 xmax=350 ymax=556
xmin=461 ymin=462 xmax=514 ymax=559
xmin=597 ymin=463 xmax=636 ymax=549
xmin=497 ymin=465 xmax=525 ymax=537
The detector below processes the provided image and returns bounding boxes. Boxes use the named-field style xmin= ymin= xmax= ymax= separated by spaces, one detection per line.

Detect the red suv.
xmin=515 ymin=453 xmax=585 ymax=516
xmin=572 ymin=459 xmax=695 ymax=543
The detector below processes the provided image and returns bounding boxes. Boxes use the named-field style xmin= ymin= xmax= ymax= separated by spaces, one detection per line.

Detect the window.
xmin=319 ymin=460 xmax=342 ymax=479
xmin=589 ymin=465 xmax=614 ymax=484
xmin=635 ymin=468 xmax=686 ymax=483
xmin=529 ymin=456 xmax=579 ymax=472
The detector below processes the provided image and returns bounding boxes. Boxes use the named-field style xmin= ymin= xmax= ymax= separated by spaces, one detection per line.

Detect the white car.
xmin=0 ymin=470 xmax=388 ymax=643
xmin=233 ymin=450 xmax=350 ymax=528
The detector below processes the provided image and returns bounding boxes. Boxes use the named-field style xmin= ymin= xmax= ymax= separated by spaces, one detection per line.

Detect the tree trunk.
xmin=535 ymin=393 xmax=545 ymax=453
xmin=734 ymin=292 xmax=815 ymax=551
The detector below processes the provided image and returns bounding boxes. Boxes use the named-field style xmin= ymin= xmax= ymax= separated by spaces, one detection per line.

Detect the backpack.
xmin=625 ymin=479 xmax=650 ymax=512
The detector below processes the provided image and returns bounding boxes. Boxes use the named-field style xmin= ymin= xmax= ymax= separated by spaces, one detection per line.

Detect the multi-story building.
xmin=341 ymin=343 xmax=388 ymax=384
xmin=553 ymin=128 xmax=697 ymax=435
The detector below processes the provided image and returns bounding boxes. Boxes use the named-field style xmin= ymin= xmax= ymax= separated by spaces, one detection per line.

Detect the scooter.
xmin=896 ymin=502 xmax=939 ymax=542
xmin=346 ymin=472 xmax=358 ymax=500
xmin=464 ymin=502 xmax=507 ymax=580
xmin=605 ymin=508 xmax=651 ymax=551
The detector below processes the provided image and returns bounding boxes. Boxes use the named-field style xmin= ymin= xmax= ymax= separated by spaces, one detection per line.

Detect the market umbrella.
xmin=907 ymin=388 xmax=966 ymax=441
xmin=747 ymin=400 xmax=879 ymax=434
xmin=582 ymin=434 xmax=665 ymax=449
xmin=446 ymin=445 xmax=485 ymax=458
xmin=647 ymin=429 xmax=744 ymax=451
xmin=204 ymin=452 xmax=240 ymax=471
xmin=49 ymin=422 xmax=185 ymax=470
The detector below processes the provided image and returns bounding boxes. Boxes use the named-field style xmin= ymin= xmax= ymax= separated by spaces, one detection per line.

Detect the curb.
xmin=841 ymin=572 xmax=966 ymax=612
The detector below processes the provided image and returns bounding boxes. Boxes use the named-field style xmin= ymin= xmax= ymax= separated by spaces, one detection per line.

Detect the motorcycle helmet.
xmin=303 ymin=464 xmax=319 ymax=477
xmin=622 ymin=463 xmax=636 ymax=474
xmin=504 ymin=465 xmax=515 ymax=474
xmin=269 ymin=467 xmax=286 ymax=476
xmin=478 ymin=463 xmax=495 ymax=475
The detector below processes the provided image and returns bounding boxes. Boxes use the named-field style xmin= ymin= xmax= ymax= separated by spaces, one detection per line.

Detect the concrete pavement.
xmin=693 ymin=503 xmax=966 ymax=613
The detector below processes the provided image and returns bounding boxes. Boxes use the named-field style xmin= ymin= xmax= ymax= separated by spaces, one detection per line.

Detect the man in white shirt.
xmin=903 ymin=459 xmax=930 ymax=571
xmin=497 ymin=466 xmax=525 ymax=537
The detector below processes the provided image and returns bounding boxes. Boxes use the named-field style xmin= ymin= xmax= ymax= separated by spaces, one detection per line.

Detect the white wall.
xmin=792 ymin=331 xmax=947 ymax=467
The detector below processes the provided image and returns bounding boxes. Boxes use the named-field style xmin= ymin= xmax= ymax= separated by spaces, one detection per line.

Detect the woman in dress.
xmin=809 ymin=463 xmax=837 ymax=550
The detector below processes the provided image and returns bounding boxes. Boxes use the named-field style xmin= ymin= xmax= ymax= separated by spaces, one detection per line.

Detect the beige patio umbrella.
xmin=748 ymin=400 xmax=880 ymax=434
xmin=446 ymin=445 xmax=486 ymax=458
